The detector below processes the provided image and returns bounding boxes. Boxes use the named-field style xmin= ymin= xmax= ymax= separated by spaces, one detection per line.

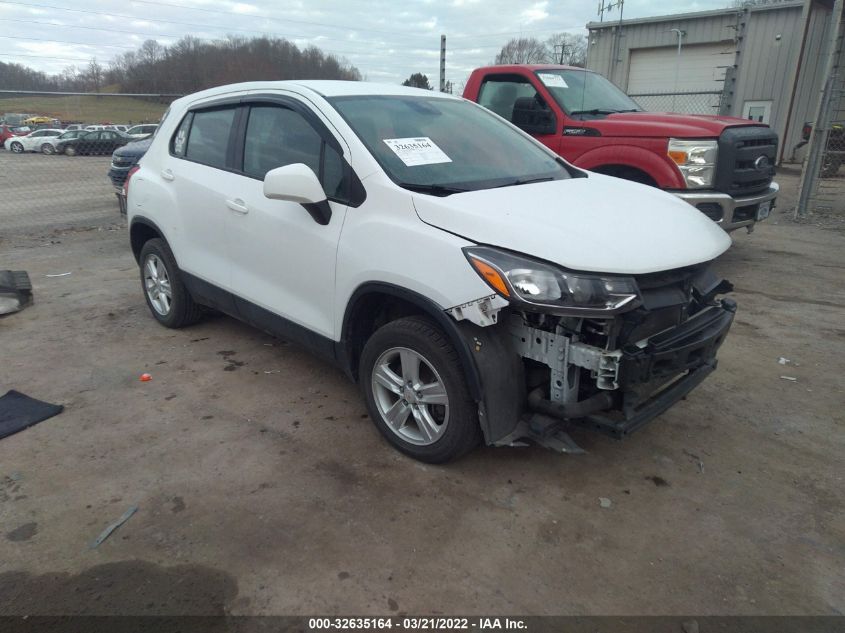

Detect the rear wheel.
xmin=138 ymin=238 xmax=203 ymax=328
xmin=10 ymin=142 xmax=23 ymax=153
xmin=359 ymin=316 xmax=480 ymax=463
xmin=41 ymin=143 xmax=55 ymax=155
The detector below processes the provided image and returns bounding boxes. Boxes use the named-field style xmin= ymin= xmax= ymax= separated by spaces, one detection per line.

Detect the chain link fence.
xmin=628 ymin=90 xmax=724 ymax=115
xmin=796 ymin=1 xmax=845 ymax=220
xmin=0 ymin=91 xmax=177 ymax=236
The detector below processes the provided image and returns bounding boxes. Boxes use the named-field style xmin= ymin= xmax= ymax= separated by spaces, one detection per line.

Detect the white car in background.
xmin=127 ymin=124 xmax=158 ymax=139
xmin=4 ymin=128 xmax=64 ymax=153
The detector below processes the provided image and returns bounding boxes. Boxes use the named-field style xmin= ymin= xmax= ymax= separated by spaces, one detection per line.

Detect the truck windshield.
xmin=329 ymin=95 xmax=568 ymax=195
xmin=535 ymin=69 xmax=642 ymax=117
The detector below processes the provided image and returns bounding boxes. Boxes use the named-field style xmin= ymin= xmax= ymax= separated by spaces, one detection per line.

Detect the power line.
xmin=0 ymin=17 xmax=183 ymax=40
xmin=0 ymin=33 xmax=137 ymax=50
xmin=126 ymin=0 xmax=424 ymax=39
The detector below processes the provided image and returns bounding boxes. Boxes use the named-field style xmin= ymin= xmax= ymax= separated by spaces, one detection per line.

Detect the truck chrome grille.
xmin=715 ymin=126 xmax=778 ymax=197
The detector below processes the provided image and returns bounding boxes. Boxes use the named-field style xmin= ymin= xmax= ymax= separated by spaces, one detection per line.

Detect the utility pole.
xmin=669 ymin=28 xmax=685 ymax=111
xmin=439 ymin=34 xmax=446 ymax=93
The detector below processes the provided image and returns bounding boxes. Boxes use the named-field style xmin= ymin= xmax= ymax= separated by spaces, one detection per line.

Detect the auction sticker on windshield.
xmin=538 ymin=73 xmax=568 ymax=88
xmin=383 ymin=137 xmax=452 ymax=167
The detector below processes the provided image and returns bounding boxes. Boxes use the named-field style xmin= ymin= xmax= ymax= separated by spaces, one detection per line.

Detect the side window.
xmin=242 ymin=104 xmax=347 ymax=199
xmin=477 ymin=75 xmax=544 ymax=124
xmin=171 ymin=113 xmax=192 ymax=157
xmin=185 ymin=107 xmax=236 ymax=169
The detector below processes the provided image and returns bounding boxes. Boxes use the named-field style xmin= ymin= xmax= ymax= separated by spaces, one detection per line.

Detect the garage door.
xmin=627 ymin=42 xmax=733 ymax=114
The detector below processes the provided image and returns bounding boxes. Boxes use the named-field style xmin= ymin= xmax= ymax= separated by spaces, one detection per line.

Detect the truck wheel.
xmin=41 ymin=143 xmax=55 ymax=155
xmin=10 ymin=142 xmax=23 ymax=153
xmin=138 ymin=238 xmax=203 ymax=328
xmin=359 ymin=316 xmax=481 ymax=463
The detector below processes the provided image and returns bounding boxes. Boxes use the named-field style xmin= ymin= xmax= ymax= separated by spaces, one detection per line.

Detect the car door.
xmin=23 ymin=130 xmax=44 ymax=151
xmin=161 ymin=104 xmax=242 ymax=296
xmin=99 ymin=131 xmax=119 ymax=154
xmin=224 ymin=99 xmax=354 ymax=340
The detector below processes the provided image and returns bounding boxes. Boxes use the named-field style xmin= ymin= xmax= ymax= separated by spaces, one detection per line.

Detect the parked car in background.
xmin=64 ymin=124 xmax=87 ymax=131
xmin=127 ymin=80 xmax=737 ymax=463
xmin=109 ymin=136 xmax=152 ymax=213
xmin=4 ymin=128 xmax=64 ymax=153
xmin=463 ymin=65 xmax=779 ymax=232
xmin=22 ymin=115 xmax=58 ymax=126
xmin=127 ymin=124 xmax=158 ymax=139
xmin=57 ymin=129 xmax=132 ymax=156
xmin=0 ymin=124 xmax=28 ymax=147
xmin=40 ymin=129 xmax=88 ymax=154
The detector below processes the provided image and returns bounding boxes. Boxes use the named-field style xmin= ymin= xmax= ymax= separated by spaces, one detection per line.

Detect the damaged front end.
xmin=450 ymin=248 xmax=735 ymax=452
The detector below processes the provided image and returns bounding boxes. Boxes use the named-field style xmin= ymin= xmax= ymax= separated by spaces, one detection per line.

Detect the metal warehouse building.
xmin=586 ymin=0 xmax=842 ymax=165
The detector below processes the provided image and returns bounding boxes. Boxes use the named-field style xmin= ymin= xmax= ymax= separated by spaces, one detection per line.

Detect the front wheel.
xmin=41 ymin=143 xmax=55 ymax=155
xmin=10 ymin=142 xmax=23 ymax=153
xmin=65 ymin=145 xmax=77 ymax=156
xmin=359 ymin=316 xmax=481 ymax=463
xmin=138 ymin=238 xmax=203 ymax=328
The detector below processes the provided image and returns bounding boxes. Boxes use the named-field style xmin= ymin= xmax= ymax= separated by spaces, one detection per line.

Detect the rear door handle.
xmin=226 ymin=198 xmax=249 ymax=215
xmin=160 ymin=169 xmax=174 ymax=182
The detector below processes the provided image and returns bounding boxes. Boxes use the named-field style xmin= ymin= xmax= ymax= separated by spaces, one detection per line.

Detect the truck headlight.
xmin=464 ymin=246 xmax=640 ymax=315
xmin=668 ymin=138 xmax=718 ymax=189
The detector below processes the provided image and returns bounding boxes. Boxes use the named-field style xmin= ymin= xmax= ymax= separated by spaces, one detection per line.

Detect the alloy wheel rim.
xmin=371 ymin=346 xmax=449 ymax=446
xmin=143 ymin=254 xmax=172 ymax=316
xmin=11 ymin=143 xmax=22 ymax=153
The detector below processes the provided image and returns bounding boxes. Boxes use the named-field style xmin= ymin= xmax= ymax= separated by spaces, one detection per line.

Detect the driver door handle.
xmin=226 ymin=198 xmax=249 ymax=215
xmin=160 ymin=169 xmax=174 ymax=182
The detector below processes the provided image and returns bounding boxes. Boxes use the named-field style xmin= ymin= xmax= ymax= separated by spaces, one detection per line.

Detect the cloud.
xmin=1 ymin=0 xmax=734 ymax=85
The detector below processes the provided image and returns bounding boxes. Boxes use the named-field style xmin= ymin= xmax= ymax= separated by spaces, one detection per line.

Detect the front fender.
xmin=573 ymin=144 xmax=685 ymax=189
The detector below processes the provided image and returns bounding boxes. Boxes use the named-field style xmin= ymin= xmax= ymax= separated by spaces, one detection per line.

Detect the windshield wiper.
xmin=397 ymin=182 xmax=469 ymax=196
xmin=569 ymin=108 xmax=620 ymax=116
xmin=492 ymin=176 xmax=556 ymax=189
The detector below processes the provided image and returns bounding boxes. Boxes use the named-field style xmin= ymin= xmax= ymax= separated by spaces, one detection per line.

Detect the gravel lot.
xmin=0 ymin=162 xmax=843 ymax=616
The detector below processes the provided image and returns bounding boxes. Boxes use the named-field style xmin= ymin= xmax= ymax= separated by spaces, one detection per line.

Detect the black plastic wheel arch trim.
xmin=340 ymin=282 xmax=483 ymax=401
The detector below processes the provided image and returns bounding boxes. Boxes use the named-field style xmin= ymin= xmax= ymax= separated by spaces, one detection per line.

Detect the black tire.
xmin=41 ymin=143 xmax=55 ymax=155
xmin=138 ymin=238 xmax=203 ymax=328
xmin=65 ymin=145 xmax=77 ymax=156
xmin=359 ymin=316 xmax=481 ymax=463
xmin=10 ymin=142 xmax=23 ymax=154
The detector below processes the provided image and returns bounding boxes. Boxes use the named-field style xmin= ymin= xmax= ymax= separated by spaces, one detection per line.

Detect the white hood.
xmin=412 ymin=173 xmax=732 ymax=275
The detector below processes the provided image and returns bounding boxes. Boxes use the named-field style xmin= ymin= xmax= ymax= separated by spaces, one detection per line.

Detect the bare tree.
xmin=545 ymin=33 xmax=588 ymax=67
xmin=494 ymin=37 xmax=550 ymax=64
xmin=86 ymin=58 xmax=103 ymax=92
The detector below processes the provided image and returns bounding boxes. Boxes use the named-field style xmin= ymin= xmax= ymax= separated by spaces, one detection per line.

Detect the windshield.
xmin=329 ymin=95 xmax=568 ymax=194
xmin=535 ymin=70 xmax=641 ymax=116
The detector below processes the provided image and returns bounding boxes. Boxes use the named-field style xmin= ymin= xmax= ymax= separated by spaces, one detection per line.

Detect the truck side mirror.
xmin=511 ymin=97 xmax=556 ymax=135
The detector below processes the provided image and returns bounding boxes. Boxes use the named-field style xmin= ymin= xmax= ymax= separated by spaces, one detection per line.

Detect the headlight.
xmin=668 ymin=138 xmax=718 ymax=189
xmin=464 ymin=246 xmax=640 ymax=315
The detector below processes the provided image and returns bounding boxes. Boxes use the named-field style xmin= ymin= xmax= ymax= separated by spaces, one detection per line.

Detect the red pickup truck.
xmin=463 ymin=65 xmax=779 ymax=232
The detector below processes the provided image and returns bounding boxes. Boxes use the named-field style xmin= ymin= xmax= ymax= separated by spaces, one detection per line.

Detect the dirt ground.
xmin=0 ymin=166 xmax=843 ymax=616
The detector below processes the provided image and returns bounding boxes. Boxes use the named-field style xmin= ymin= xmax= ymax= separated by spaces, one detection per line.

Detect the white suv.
xmin=127 ymin=81 xmax=736 ymax=462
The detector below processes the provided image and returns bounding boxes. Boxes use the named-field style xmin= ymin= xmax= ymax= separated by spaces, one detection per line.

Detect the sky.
xmin=0 ymin=0 xmax=735 ymax=90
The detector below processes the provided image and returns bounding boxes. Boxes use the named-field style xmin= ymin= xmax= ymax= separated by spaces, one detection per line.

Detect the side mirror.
xmin=511 ymin=97 xmax=556 ymax=136
xmin=263 ymin=163 xmax=332 ymax=225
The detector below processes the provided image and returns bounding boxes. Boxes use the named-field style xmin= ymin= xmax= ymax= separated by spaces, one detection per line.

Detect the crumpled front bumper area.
xmin=579 ymin=299 xmax=736 ymax=438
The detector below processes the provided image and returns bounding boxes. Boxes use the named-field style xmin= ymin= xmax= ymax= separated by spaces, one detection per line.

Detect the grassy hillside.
xmin=0 ymin=94 xmax=170 ymax=124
